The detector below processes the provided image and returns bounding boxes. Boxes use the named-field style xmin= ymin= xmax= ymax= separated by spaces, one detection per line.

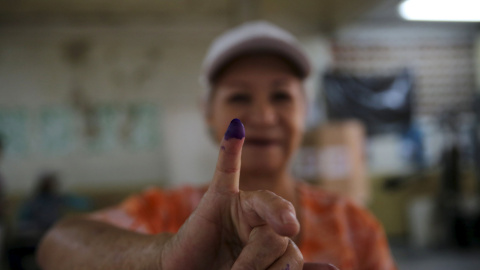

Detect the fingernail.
xmin=282 ymin=211 xmax=298 ymax=225
xmin=224 ymin=118 xmax=245 ymax=140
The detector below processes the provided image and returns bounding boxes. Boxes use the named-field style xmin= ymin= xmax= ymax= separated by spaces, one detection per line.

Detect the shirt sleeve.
xmin=86 ymin=186 xmax=201 ymax=234
xmin=346 ymin=201 xmax=398 ymax=270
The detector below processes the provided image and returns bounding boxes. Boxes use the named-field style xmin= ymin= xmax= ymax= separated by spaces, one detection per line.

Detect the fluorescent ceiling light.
xmin=398 ymin=0 xmax=480 ymax=22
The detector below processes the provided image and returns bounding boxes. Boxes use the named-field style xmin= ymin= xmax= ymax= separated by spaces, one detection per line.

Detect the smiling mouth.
xmin=244 ymin=139 xmax=280 ymax=147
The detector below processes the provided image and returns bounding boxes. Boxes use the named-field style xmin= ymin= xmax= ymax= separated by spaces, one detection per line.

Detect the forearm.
xmin=37 ymin=216 xmax=173 ymax=270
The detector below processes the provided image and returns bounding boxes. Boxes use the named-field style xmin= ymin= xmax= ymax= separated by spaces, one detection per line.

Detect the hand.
xmin=161 ymin=119 xmax=337 ymax=270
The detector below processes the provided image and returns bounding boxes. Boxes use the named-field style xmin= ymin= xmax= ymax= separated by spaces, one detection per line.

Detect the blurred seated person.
xmin=37 ymin=21 xmax=397 ymax=270
xmin=7 ymin=172 xmax=90 ymax=270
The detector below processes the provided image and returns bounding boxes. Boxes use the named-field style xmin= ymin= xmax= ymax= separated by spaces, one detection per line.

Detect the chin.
xmin=241 ymin=152 xmax=284 ymax=176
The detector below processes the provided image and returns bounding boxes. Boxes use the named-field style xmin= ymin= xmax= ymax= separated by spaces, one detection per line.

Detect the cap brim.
xmin=205 ymin=36 xmax=311 ymax=84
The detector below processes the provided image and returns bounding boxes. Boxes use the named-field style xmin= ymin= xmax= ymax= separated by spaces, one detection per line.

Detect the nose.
xmin=246 ymin=101 xmax=277 ymax=127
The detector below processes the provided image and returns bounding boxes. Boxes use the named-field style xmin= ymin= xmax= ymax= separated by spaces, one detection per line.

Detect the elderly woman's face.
xmin=207 ymin=54 xmax=306 ymax=175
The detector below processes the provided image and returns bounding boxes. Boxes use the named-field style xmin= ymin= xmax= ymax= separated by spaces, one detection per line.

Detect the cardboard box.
xmin=298 ymin=120 xmax=368 ymax=205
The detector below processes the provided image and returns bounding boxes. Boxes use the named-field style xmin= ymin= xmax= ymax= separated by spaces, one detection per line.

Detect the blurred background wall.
xmin=0 ymin=22 xmax=218 ymax=193
xmin=0 ymin=0 xmax=337 ymax=195
xmin=1 ymin=0 xmax=476 ymax=194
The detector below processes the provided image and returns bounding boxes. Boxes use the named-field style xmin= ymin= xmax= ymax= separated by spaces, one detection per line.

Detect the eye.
xmin=271 ymin=91 xmax=292 ymax=102
xmin=227 ymin=93 xmax=251 ymax=104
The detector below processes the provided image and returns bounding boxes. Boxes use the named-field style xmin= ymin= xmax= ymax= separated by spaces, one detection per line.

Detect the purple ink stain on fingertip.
xmin=284 ymin=264 xmax=290 ymax=270
xmin=224 ymin=118 xmax=245 ymax=140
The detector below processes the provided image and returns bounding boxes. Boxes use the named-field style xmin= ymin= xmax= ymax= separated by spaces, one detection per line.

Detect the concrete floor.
xmin=392 ymin=246 xmax=480 ymax=270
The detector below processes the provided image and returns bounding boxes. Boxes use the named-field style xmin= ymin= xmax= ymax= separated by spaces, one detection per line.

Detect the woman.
xmin=37 ymin=21 xmax=396 ymax=270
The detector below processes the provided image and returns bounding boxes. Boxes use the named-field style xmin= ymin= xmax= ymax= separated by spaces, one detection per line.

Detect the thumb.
xmin=211 ymin=118 xmax=245 ymax=193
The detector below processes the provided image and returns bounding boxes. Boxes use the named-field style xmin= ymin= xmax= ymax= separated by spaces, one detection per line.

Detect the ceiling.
xmin=0 ymin=0 xmax=391 ymax=30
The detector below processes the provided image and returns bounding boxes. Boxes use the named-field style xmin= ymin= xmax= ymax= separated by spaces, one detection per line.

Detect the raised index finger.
xmin=211 ymin=118 xmax=245 ymax=194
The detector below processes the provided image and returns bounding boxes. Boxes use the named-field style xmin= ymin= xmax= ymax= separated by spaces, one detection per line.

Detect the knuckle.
xmin=274 ymin=198 xmax=295 ymax=215
xmin=256 ymin=189 xmax=277 ymax=198
xmin=233 ymin=261 xmax=256 ymax=270
xmin=266 ymin=234 xmax=288 ymax=254
xmin=289 ymin=239 xmax=301 ymax=252
xmin=251 ymin=226 xmax=288 ymax=254
xmin=283 ymin=241 xmax=304 ymax=270
xmin=327 ymin=264 xmax=340 ymax=270
xmin=290 ymin=260 xmax=304 ymax=270
xmin=283 ymin=201 xmax=295 ymax=213
xmin=255 ymin=190 xmax=287 ymax=205
xmin=292 ymin=244 xmax=303 ymax=263
xmin=260 ymin=190 xmax=293 ymax=207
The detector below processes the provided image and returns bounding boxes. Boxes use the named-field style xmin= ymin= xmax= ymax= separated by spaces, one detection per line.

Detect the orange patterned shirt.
xmin=91 ymin=182 xmax=396 ymax=270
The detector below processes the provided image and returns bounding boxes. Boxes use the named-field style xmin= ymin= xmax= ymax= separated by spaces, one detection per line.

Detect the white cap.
xmin=200 ymin=21 xmax=311 ymax=94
